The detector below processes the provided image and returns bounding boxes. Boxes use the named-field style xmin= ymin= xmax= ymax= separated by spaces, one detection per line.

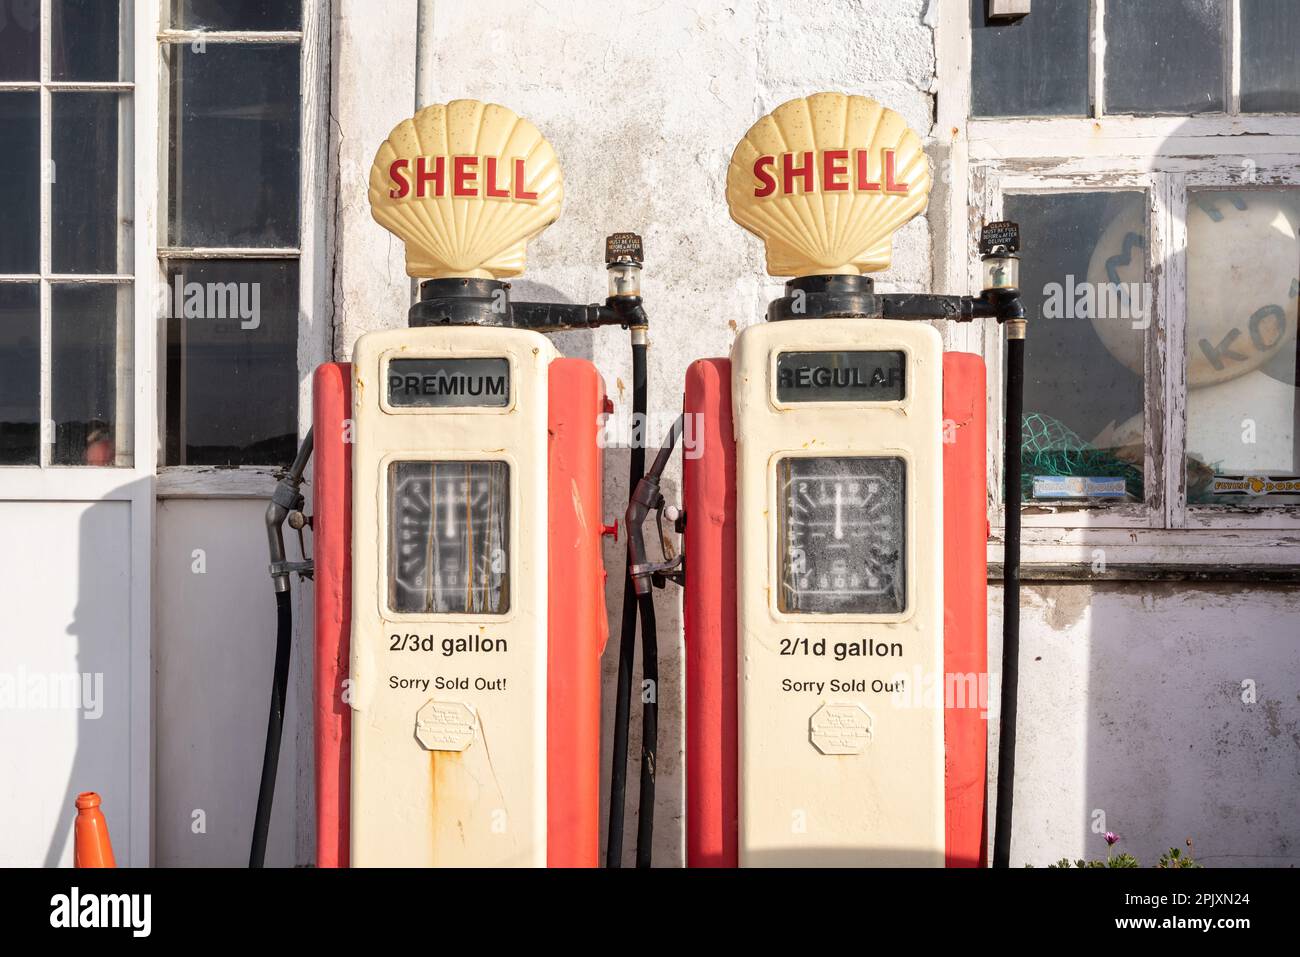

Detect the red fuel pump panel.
xmin=312 ymin=357 xmax=607 ymax=867
xmin=941 ymin=352 xmax=988 ymax=869
xmin=313 ymin=362 xmax=352 ymax=869
xmin=682 ymin=353 xmax=988 ymax=867
xmin=545 ymin=358 xmax=609 ymax=867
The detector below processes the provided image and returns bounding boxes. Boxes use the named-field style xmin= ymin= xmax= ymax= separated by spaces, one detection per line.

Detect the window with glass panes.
xmin=959 ymin=0 xmax=1300 ymax=534
xmin=0 ymin=0 xmax=135 ymax=468
xmin=159 ymin=0 xmax=302 ymax=467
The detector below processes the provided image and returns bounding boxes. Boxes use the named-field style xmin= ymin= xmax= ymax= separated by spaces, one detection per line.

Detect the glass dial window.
xmin=777 ymin=456 xmax=906 ymax=615
xmin=388 ymin=460 xmax=510 ymax=615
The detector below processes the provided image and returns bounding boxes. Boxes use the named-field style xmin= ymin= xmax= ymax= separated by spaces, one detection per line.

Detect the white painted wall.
xmin=991 ymin=583 xmax=1300 ymax=867
xmin=154 ymin=500 xmax=300 ymax=867
xmin=322 ymin=0 xmax=1300 ymax=868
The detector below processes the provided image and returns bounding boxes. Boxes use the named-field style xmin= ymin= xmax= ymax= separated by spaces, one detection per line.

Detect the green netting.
xmin=1021 ymin=411 xmax=1142 ymax=499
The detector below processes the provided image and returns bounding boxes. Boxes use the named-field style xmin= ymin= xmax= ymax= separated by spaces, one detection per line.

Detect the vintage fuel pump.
xmin=677 ymin=93 xmax=1025 ymax=867
xmin=253 ymin=100 xmax=650 ymax=867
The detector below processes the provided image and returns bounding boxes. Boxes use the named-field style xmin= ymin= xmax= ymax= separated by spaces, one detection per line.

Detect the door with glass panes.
xmin=0 ymin=0 xmax=152 ymax=866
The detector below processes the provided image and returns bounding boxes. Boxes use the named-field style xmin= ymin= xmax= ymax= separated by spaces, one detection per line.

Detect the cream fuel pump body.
xmin=681 ymin=92 xmax=1025 ymax=868
xmin=256 ymin=100 xmax=653 ymax=868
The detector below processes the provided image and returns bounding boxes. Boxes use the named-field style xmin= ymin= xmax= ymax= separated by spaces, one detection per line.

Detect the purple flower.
xmin=1104 ymin=831 xmax=1121 ymax=846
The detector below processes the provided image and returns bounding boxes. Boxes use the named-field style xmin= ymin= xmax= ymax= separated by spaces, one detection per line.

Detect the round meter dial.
xmin=777 ymin=455 xmax=906 ymax=615
xmin=388 ymin=460 xmax=510 ymax=614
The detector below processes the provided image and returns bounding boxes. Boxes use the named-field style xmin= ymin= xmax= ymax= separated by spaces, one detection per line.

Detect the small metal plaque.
xmin=416 ymin=700 xmax=476 ymax=752
xmin=387 ymin=357 xmax=510 ymax=408
xmin=776 ymin=350 xmax=905 ymax=403
xmin=810 ymin=702 xmax=873 ymax=755
xmin=605 ymin=232 xmax=644 ymax=264
xmin=979 ymin=220 xmax=1020 ymax=255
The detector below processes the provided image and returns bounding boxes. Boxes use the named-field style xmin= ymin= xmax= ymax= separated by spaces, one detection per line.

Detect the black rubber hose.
xmin=993 ymin=333 xmax=1024 ymax=869
xmin=635 ymin=589 xmax=657 ymax=868
xmin=606 ymin=335 xmax=648 ymax=868
xmin=250 ymin=589 xmax=293 ymax=867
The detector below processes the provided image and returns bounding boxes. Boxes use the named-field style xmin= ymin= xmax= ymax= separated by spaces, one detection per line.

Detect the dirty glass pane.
xmin=168 ymin=0 xmax=302 ymax=31
xmin=777 ymin=456 xmax=906 ymax=615
xmin=166 ymin=42 xmax=300 ymax=247
xmin=51 ymin=283 xmax=133 ymax=467
xmin=164 ymin=259 xmax=297 ymax=465
xmin=970 ymin=0 xmax=1089 ymax=117
xmin=52 ymin=0 xmax=123 ymax=81
xmin=0 ymin=0 xmax=40 ymax=81
xmin=1004 ymin=192 xmax=1149 ymax=504
xmin=1185 ymin=189 xmax=1300 ymax=505
xmin=0 ymin=92 xmax=39 ymax=274
xmin=0 ymin=283 xmax=40 ymax=465
xmin=53 ymin=93 xmax=131 ymax=274
xmin=1106 ymin=0 xmax=1225 ymax=114
xmin=1241 ymin=0 xmax=1300 ymax=113
xmin=388 ymin=460 xmax=511 ymax=615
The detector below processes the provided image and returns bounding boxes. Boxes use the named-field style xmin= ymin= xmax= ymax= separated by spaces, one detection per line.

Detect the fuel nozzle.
xmin=626 ymin=415 xmax=685 ymax=596
xmin=606 ymin=232 xmax=644 ymax=299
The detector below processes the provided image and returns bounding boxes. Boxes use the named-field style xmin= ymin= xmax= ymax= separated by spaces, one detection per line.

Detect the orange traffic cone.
xmin=74 ymin=792 xmax=116 ymax=868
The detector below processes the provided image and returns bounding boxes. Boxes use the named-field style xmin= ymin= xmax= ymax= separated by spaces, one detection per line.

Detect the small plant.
xmin=1155 ymin=839 xmax=1202 ymax=869
xmin=1041 ymin=833 xmax=1201 ymax=869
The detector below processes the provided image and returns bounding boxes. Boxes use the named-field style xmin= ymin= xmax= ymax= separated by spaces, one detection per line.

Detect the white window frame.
xmin=937 ymin=0 xmax=1300 ymax=569
xmin=153 ymin=0 xmax=332 ymax=500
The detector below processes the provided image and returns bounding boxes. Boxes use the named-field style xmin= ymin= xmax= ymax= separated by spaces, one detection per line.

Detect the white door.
xmin=0 ymin=0 xmax=155 ymax=866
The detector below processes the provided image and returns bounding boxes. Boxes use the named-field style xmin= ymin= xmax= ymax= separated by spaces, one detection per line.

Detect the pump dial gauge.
xmin=776 ymin=455 xmax=906 ymax=615
xmin=388 ymin=460 xmax=510 ymax=614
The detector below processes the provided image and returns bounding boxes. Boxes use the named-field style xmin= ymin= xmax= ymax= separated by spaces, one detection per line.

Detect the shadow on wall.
xmin=35 ymin=479 xmax=144 ymax=867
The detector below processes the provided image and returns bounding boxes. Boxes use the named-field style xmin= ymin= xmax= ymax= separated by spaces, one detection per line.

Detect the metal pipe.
xmin=252 ymin=428 xmax=314 ymax=864
xmin=250 ymin=589 xmax=293 ymax=867
xmin=606 ymin=329 xmax=648 ymax=867
xmin=635 ymin=589 xmax=658 ymax=868
xmin=993 ymin=320 xmax=1025 ymax=868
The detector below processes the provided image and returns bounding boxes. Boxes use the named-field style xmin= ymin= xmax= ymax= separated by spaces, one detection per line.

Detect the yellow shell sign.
xmin=368 ymin=99 xmax=563 ymax=279
xmin=727 ymin=92 xmax=932 ymax=278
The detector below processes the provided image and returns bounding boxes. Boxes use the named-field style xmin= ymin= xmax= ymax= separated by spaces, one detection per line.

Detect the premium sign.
xmin=386 ymin=357 xmax=510 ymax=408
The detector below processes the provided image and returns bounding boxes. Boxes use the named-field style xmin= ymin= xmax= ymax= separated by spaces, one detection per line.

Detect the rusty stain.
xmin=428 ymin=748 xmax=469 ymax=862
